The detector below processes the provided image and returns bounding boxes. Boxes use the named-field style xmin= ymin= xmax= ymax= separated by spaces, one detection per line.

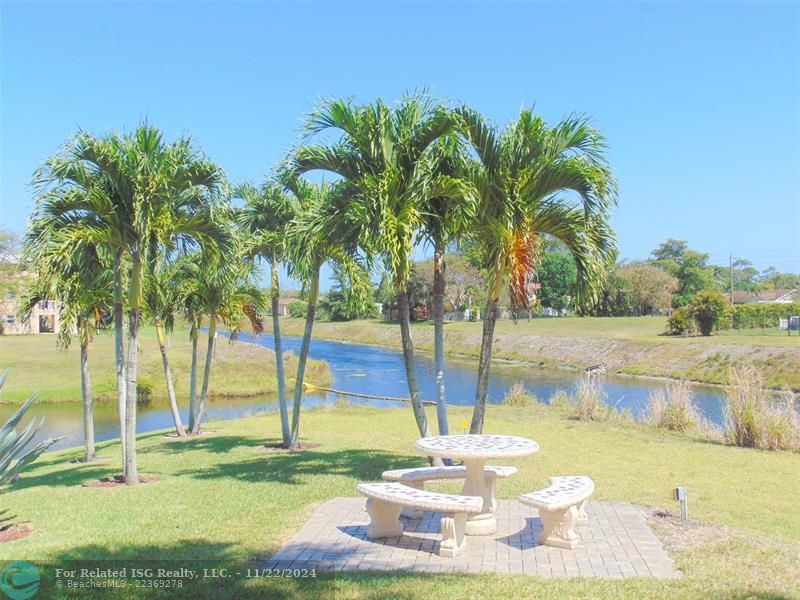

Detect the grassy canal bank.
xmin=270 ymin=316 xmax=800 ymax=390
xmin=2 ymin=404 xmax=798 ymax=599
xmin=0 ymin=326 xmax=331 ymax=403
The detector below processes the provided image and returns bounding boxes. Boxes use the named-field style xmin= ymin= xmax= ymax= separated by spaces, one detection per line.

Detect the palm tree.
xmin=172 ymin=256 xmax=206 ymax=433
xmin=283 ymin=177 xmax=367 ymax=449
xmin=143 ymin=259 xmax=187 ymax=437
xmin=30 ymin=141 xmax=130 ymax=469
xmin=32 ymin=125 xmax=228 ymax=483
xmin=235 ymin=182 xmax=298 ymax=447
xmin=294 ymin=94 xmax=460 ymax=440
xmin=182 ymin=248 xmax=266 ymax=434
xmin=458 ymin=107 xmax=617 ymax=433
xmin=20 ymin=240 xmax=111 ymax=462
xmin=416 ymin=134 xmax=475 ymax=436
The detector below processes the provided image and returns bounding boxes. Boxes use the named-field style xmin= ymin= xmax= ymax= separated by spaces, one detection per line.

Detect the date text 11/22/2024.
xmin=54 ymin=567 xmax=318 ymax=579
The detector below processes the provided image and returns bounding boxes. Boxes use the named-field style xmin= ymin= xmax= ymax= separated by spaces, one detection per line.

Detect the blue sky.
xmin=1 ymin=0 xmax=799 ymax=290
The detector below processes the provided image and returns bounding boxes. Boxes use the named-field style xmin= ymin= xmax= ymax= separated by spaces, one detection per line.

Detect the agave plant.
xmin=0 ymin=371 xmax=60 ymax=484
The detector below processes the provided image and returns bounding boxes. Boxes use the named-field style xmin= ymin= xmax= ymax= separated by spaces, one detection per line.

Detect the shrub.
xmin=288 ymin=300 xmax=307 ymax=318
xmin=549 ymin=389 xmax=572 ymax=412
xmin=647 ymin=380 xmax=698 ymax=431
xmin=136 ymin=381 xmax=153 ymax=406
xmin=573 ymin=378 xmax=610 ymax=421
xmin=502 ymin=382 xmax=537 ymax=407
xmin=724 ymin=364 xmax=799 ymax=451
xmin=318 ymin=291 xmax=378 ymax=321
xmin=666 ymin=306 xmax=695 ymax=335
xmin=690 ymin=290 xmax=730 ymax=336
xmin=334 ymin=396 xmax=353 ymax=409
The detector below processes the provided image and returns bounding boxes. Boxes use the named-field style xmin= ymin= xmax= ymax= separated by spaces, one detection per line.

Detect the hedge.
xmin=666 ymin=302 xmax=800 ymax=335
xmin=731 ymin=303 xmax=800 ymax=329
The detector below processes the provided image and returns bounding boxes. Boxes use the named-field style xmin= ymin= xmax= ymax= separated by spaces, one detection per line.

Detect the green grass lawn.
xmin=3 ymin=404 xmax=798 ymax=599
xmin=0 ymin=327 xmax=331 ymax=403
xmin=274 ymin=317 xmax=800 ymax=390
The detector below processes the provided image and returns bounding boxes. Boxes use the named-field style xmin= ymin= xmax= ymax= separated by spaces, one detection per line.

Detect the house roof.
xmin=757 ymin=289 xmax=796 ymax=302
xmin=731 ymin=289 xmax=797 ymax=304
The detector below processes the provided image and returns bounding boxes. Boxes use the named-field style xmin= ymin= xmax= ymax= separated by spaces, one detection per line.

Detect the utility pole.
xmin=729 ymin=253 xmax=734 ymax=304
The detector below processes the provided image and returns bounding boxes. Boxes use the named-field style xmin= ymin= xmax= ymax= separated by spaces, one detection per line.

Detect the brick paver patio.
xmin=262 ymin=498 xmax=679 ymax=577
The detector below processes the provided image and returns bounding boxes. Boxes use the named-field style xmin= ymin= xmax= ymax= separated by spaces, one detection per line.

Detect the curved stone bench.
xmin=382 ymin=465 xmax=517 ymax=518
xmin=357 ymin=482 xmax=483 ymax=557
xmin=519 ymin=475 xmax=595 ymax=549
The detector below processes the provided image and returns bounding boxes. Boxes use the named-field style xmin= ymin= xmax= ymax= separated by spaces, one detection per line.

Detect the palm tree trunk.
xmin=271 ymin=261 xmax=291 ymax=447
xmin=289 ymin=265 xmax=320 ymax=449
xmin=124 ymin=257 xmax=143 ymax=485
xmin=123 ymin=258 xmax=142 ymax=485
xmin=156 ymin=319 xmax=186 ymax=437
xmin=79 ymin=317 xmax=95 ymax=462
xmin=188 ymin=327 xmax=199 ymax=432
xmin=397 ymin=288 xmax=432 ymax=439
xmin=470 ymin=261 xmax=504 ymax=434
xmin=432 ymin=242 xmax=449 ymax=436
xmin=112 ymin=250 xmax=126 ymax=470
xmin=192 ymin=315 xmax=216 ymax=434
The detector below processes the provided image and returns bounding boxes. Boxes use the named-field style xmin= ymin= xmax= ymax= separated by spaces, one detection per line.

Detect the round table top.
xmin=414 ymin=434 xmax=539 ymax=460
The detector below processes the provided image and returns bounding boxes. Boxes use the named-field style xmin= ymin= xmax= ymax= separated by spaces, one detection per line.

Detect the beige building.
xmin=0 ymin=293 xmax=61 ymax=335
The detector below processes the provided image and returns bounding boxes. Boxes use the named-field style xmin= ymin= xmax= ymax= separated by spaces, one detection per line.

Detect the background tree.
xmin=441 ymin=254 xmax=484 ymax=313
xmin=728 ymin=259 xmax=759 ymax=292
xmin=615 ymin=261 xmax=678 ymax=315
xmin=757 ymin=268 xmax=800 ymax=291
xmin=458 ymin=107 xmax=617 ymax=433
xmin=650 ymin=239 xmax=712 ymax=307
xmin=236 ymin=181 xmax=297 ymax=447
xmin=588 ymin=269 xmax=631 ymax=316
xmin=0 ymin=229 xmax=30 ymax=305
xmin=318 ymin=263 xmax=377 ymax=321
xmin=538 ymin=251 xmax=577 ymax=313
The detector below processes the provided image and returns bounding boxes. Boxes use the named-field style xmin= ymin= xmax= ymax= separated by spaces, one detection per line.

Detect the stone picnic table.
xmin=414 ymin=434 xmax=539 ymax=535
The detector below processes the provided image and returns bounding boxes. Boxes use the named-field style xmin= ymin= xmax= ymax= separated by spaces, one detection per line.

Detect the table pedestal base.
xmin=462 ymin=459 xmax=498 ymax=535
xmin=465 ymin=514 xmax=497 ymax=536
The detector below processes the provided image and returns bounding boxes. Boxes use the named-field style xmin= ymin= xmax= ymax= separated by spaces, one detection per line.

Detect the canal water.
xmin=5 ymin=332 xmax=732 ymax=452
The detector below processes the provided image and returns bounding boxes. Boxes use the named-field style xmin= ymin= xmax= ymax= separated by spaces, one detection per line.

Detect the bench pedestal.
xmin=538 ymin=505 xmax=579 ymax=549
xmin=439 ymin=513 xmax=467 ymax=558
xmin=365 ymin=498 xmax=403 ymax=539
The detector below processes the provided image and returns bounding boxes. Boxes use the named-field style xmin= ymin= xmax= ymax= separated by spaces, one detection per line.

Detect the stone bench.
xmin=357 ymin=482 xmax=483 ymax=557
xmin=519 ymin=475 xmax=595 ymax=549
xmin=382 ymin=465 xmax=517 ymax=518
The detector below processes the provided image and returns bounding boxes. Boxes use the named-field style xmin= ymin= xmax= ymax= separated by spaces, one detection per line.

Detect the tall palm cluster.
xmin=21 ymin=93 xmax=617 ymax=484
